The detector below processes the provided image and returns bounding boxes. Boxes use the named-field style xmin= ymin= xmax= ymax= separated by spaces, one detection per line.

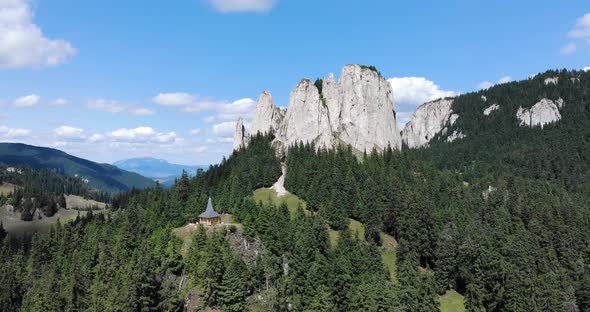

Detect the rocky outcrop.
xmin=544 ymin=77 xmax=559 ymax=85
xmin=447 ymin=130 xmax=466 ymax=142
xmin=337 ymin=64 xmax=401 ymax=152
xmin=277 ymin=79 xmax=334 ymax=150
xmin=233 ymin=117 xmax=249 ymax=150
xmin=516 ymin=98 xmax=562 ymax=128
xmin=250 ymin=91 xmax=284 ymax=136
xmin=483 ymin=104 xmax=500 ymax=116
xmin=401 ymin=98 xmax=456 ymax=148
xmin=234 ymin=64 xmax=402 ymax=154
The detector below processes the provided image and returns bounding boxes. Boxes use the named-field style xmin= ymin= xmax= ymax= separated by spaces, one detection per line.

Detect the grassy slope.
xmin=439 ymin=290 xmax=466 ymax=312
xmin=253 ymin=187 xmax=398 ymax=283
xmin=0 ymin=182 xmax=19 ymax=196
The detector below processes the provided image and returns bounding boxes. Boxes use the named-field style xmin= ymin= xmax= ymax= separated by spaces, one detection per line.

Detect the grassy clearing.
xmin=0 ymin=207 xmax=107 ymax=237
xmin=65 ymin=195 xmax=108 ymax=210
xmin=0 ymin=182 xmax=19 ymax=196
xmin=439 ymin=290 xmax=466 ymax=312
xmin=173 ymin=215 xmax=237 ymax=257
xmin=253 ymin=188 xmax=308 ymax=216
xmin=254 ymin=187 xmax=398 ymax=283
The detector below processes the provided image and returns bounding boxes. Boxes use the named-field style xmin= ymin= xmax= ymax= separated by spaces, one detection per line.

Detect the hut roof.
xmin=199 ymin=198 xmax=221 ymax=219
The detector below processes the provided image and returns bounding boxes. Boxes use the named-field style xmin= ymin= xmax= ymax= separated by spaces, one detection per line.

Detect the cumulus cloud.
xmin=204 ymin=98 xmax=257 ymax=123
xmin=189 ymin=128 xmax=202 ymax=135
xmin=0 ymin=0 xmax=76 ymax=69
xmin=212 ymin=121 xmax=237 ymax=137
xmin=87 ymin=99 xmax=155 ymax=116
xmin=207 ymin=0 xmax=278 ymax=13
xmin=0 ymin=125 xmax=30 ymax=138
xmin=49 ymin=98 xmax=68 ymax=106
xmin=562 ymin=13 xmax=590 ymax=54
xmin=561 ymin=42 xmax=577 ymax=55
xmin=478 ymin=76 xmax=512 ymax=90
xmin=54 ymin=125 xmax=85 ymax=139
xmin=13 ymin=94 xmax=40 ymax=107
xmin=387 ymin=77 xmax=455 ymax=127
xmin=109 ymin=126 xmax=179 ymax=143
xmin=584 ymin=67 xmax=590 ymax=72
xmin=152 ymin=92 xmax=222 ymax=113
xmin=478 ymin=81 xmax=494 ymax=90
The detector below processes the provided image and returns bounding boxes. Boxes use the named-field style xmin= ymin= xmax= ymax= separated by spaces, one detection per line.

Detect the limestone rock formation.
xmin=250 ymin=91 xmax=284 ymax=136
xmin=234 ymin=64 xmax=402 ymax=154
xmin=447 ymin=130 xmax=466 ymax=142
xmin=516 ymin=98 xmax=562 ymax=128
xmin=401 ymin=98 xmax=456 ymax=149
xmin=337 ymin=64 xmax=401 ymax=152
xmin=483 ymin=104 xmax=500 ymax=116
xmin=544 ymin=77 xmax=559 ymax=85
xmin=233 ymin=117 xmax=249 ymax=151
xmin=277 ymin=79 xmax=334 ymax=150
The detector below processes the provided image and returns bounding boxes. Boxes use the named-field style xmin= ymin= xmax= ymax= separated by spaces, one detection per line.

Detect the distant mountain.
xmin=113 ymin=157 xmax=208 ymax=186
xmin=0 ymin=143 xmax=155 ymax=193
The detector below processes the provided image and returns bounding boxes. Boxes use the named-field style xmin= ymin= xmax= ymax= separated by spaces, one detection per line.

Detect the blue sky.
xmin=0 ymin=0 xmax=588 ymax=165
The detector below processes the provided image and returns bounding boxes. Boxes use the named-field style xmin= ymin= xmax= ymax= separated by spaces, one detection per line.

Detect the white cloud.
xmin=478 ymin=76 xmax=512 ymax=90
xmin=152 ymin=92 xmax=222 ymax=113
xmin=0 ymin=125 xmax=31 ymax=138
xmin=194 ymin=146 xmax=208 ymax=153
xmin=212 ymin=121 xmax=237 ymax=137
xmin=109 ymin=126 xmax=179 ymax=143
xmin=204 ymin=98 xmax=256 ymax=123
xmin=54 ymin=125 xmax=85 ymax=139
xmin=561 ymin=42 xmax=577 ymax=55
xmin=388 ymin=77 xmax=455 ymax=106
xmin=478 ymin=81 xmax=494 ymax=90
xmin=87 ymin=134 xmax=104 ymax=143
xmin=0 ymin=0 xmax=76 ymax=69
xmin=49 ymin=98 xmax=67 ymax=106
xmin=87 ymin=99 xmax=155 ymax=116
xmin=129 ymin=108 xmax=156 ymax=116
xmin=189 ymin=128 xmax=201 ymax=135
xmin=583 ymin=67 xmax=590 ymax=72
xmin=387 ymin=77 xmax=455 ymax=127
xmin=13 ymin=94 xmax=40 ymax=107
xmin=207 ymin=0 xmax=277 ymax=13
xmin=152 ymin=92 xmax=196 ymax=106
xmin=562 ymin=13 xmax=590 ymax=54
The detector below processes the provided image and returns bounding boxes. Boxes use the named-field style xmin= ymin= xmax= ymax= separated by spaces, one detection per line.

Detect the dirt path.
xmin=270 ymin=163 xmax=288 ymax=197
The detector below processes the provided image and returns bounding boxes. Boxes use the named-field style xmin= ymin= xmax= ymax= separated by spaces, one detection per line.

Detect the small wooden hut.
xmin=199 ymin=198 xmax=221 ymax=226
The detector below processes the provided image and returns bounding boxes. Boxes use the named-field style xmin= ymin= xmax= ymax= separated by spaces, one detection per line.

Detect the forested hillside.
xmin=0 ymin=143 xmax=156 ymax=193
xmin=0 ymin=70 xmax=589 ymax=311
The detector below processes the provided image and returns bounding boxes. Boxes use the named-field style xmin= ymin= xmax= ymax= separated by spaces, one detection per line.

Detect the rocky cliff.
xmin=234 ymin=64 xmax=402 ymax=154
xmin=249 ymin=91 xmax=284 ymax=136
xmin=401 ymin=98 xmax=458 ymax=148
xmin=516 ymin=98 xmax=563 ymax=128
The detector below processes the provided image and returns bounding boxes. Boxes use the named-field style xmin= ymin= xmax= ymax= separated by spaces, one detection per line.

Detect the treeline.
xmin=0 ymin=167 xmax=110 ymax=220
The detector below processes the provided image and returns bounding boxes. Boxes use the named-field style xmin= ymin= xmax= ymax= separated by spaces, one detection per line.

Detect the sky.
xmin=0 ymin=0 xmax=588 ymax=165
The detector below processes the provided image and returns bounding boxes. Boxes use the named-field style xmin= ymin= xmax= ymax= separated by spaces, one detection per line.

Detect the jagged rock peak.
xmin=250 ymin=90 xmax=283 ymax=136
xmin=516 ymin=98 xmax=562 ymax=128
xmin=277 ymin=78 xmax=334 ymax=150
xmin=401 ymin=98 xmax=456 ymax=149
xmin=234 ymin=64 xmax=402 ymax=154
xmin=337 ymin=64 xmax=401 ymax=152
xmin=233 ymin=117 xmax=249 ymax=151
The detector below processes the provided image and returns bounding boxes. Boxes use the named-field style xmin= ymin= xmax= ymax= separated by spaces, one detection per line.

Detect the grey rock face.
xmin=446 ymin=130 xmax=466 ymax=142
xmin=250 ymin=91 xmax=284 ymax=136
xmin=483 ymin=104 xmax=500 ymax=116
xmin=337 ymin=64 xmax=401 ymax=152
xmin=516 ymin=98 xmax=562 ymax=128
xmin=233 ymin=117 xmax=249 ymax=151
xmin=401 ymin=98 xmax=455 ymax=148
xmin=544 ymin=77 xmax=559 ymax=85
xmin=277 ymin=79 xmax=334 ymax=150
xmin=234 ymin=64 xmax=402 ymax=154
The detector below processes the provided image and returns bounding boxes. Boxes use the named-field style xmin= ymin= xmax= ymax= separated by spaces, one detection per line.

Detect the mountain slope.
xmin=0 ymin=143 xmax=155 ymax=192
xmin=113 ymin=157 xmax=208 ymax=185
